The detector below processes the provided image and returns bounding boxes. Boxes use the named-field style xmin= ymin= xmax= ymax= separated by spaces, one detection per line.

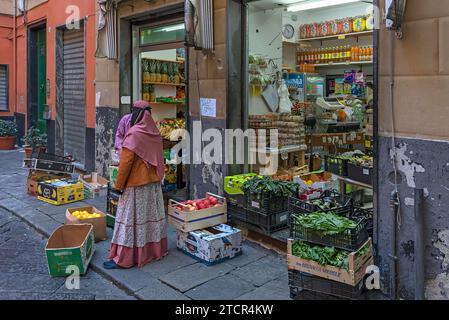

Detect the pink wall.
xmin=0 ymin=14 xmax=14 ymax=117
xmin=10 ymin=0 xmax=96 ymax=128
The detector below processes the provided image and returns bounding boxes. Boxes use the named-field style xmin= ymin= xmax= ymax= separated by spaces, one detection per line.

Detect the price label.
xmin=338 ymin=35 xmax=346 ymax=40
xmin=363 ymin=168 xmax=370 ymax=175
xmin=251 ymin=201 xmax=260 ymax=209
xmin=280 ymin=214 xmax=287 ymax=222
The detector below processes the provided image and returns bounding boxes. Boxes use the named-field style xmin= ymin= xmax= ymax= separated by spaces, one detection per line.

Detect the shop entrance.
xmin=27 ymin=24 xmax=47 ymax=134
xmin=229 ymin=0 xmax=377 ymax=298
xmin=131 ymin=20 xmax=187 ymax=199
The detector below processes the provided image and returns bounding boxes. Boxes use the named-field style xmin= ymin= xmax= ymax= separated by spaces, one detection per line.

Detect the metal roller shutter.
xmin=63 ymin=28 xmax=85 ymax=165
xmin=0 ymin=65 xmax=8 ymax=111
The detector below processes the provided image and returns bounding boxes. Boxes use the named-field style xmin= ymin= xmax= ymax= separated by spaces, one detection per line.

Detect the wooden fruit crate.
xmin=287 ymin=238 xmax=373 ymax=286
xmin=168 ymin=193 xmax=227 ymax=232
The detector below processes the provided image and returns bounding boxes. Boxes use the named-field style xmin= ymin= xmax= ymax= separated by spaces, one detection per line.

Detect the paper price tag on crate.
xmin=363 ymin=169 xmax=370 ymax=175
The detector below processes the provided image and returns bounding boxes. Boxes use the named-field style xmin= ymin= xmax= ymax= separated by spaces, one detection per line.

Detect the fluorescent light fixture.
xmin=287 ymin=0 xmax=361 ymax=12
xmin=160 ymin=24 xmax=185 ymax=32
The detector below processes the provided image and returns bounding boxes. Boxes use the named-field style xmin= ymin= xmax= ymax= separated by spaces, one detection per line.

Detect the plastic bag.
xmin=278 ymin=80 xmax=293 ymax=113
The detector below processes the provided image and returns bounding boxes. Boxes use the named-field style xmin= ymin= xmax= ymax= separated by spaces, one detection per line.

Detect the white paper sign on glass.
xmin=200 ymin=98 xmax=217 ymax=118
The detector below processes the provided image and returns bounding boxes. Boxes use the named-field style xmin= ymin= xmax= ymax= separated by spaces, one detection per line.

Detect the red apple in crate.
xmin=203 ymin=200 xmax=211 ymax=208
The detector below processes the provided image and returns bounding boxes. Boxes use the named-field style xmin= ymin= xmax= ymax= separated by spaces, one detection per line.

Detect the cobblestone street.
xmin=0 ymin=207 xmax=135 ymax=300
xmin=0 ymin=150 xmax=290 ymax=300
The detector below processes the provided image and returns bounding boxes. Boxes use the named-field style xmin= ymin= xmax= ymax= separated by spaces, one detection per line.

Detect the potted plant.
xmin=23 ymin=126 xmax=47 ymax=158
xmin=0 ymin=120 xmax=18 ymax=150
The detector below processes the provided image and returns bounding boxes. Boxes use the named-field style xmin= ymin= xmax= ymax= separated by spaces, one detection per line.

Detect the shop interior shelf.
xmin=334 ymin=174 xmax=373 ymax=189
xmin=297 ymin=30 xmax=373 ymax=42
xmin=141 ymin=58 xmax=185 ymax=64
xmin=314 ymin=61 xmax=373 ymax=67
xmin=142 ymin=81 xmax=186 ymax=86
xmin=250 ymin=144 xmax=308 ymax=154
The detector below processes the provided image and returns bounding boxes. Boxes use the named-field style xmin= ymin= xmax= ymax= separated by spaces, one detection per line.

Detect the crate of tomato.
xmin=168 ymin=193 xmax=227 ymax=232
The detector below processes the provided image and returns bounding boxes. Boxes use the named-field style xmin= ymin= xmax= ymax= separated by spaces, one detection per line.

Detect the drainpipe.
xmin=414 ymin=188 xmax=425 ymax=300
xmin=13 ymin=0 xmax=17 ymax=115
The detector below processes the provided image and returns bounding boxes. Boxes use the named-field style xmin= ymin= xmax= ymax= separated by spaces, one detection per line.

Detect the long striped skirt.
xmin=109 ymin=182 xmax=168 ymax=268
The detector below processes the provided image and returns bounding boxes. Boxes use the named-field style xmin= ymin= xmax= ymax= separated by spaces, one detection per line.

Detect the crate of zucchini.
xmin=230 ymin=176 xmax=300 ymax=234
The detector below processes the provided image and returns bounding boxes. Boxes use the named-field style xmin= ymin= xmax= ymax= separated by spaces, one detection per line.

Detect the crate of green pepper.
xmin=289 ymin=211 xmax=369 ymax=251
xmin=289 ymin=190 xmax=353 ymax=216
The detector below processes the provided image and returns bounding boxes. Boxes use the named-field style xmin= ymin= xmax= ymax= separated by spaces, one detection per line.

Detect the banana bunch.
xmin=157 ymin=119 xmax=186 ymax=140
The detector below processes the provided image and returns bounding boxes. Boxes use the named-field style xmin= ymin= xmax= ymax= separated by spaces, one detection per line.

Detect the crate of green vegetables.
xmin=242 ymin=176 xmax=300 ymax=215
xmin=289 ymin=211 xmax=369 ymax=251
xmin=288 ymin=270 xmax=365 ymax=300
xmin=287 ymin=238 xmax=373 ymax=286
xmin=289 ymin=190 xmax=353 ymax=216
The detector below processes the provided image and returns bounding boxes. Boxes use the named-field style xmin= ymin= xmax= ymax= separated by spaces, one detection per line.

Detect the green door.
xmin=37 ymin=29 xmax=46 ymax=133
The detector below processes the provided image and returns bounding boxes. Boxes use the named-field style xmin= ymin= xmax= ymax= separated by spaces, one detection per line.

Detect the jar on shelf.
xmin=353 ymin=16 xmax=367 ymax=32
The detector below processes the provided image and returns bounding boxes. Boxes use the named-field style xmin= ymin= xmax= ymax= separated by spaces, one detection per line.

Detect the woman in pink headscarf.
xmin=104 ymin=100 xmax=167 ymax=269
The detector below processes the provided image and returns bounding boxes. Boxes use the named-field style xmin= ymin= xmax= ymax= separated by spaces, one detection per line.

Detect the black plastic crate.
xmin=347 ymin=162 xmax=373 ymax=186
xmin=289 ymin=190 xmax=353 ymax=216
xmin=226 ymin=193 xmax=247 ymax=209
xmin=325 ymin=155 xmax=348 ymax=176
xmin=30 ymin=150 xmax=72 ymax=163
xmin=289 ymin=286 xmax=346 ymax=300
xmin=229 ymin=205 xmax=289 ymax=235
xmin=289 ymin=212 xmax=369 ymax=251
xmin=246 ymin=192 xmax=289 ymax=215
xmin=106 ymin=186 xmax=120 ymax=217
xmin=289 ymin=270 xmax=365 ymax=300
xmin=25 ymin=150 xmax=75 ymax=174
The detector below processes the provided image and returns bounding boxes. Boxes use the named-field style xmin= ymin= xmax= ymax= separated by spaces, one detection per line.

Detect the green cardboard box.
xmin=109 ymin=166 xmax=119 ymax=189
xmin=45 ymin=224 xmax=95 ymax=277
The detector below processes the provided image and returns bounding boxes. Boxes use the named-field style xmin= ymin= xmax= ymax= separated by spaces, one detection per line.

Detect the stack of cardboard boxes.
xmin=168 ymin=193 xmax=243 ymax=266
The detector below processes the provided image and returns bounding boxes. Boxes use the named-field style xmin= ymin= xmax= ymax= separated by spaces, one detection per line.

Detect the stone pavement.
xmin=0 ymin=150 xmax=290 ymax=300
xmin=0 ymin=207 xmax=135 ymax=300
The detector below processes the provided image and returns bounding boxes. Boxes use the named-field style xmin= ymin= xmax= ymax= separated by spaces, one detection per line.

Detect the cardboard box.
xmin=65 ymin=206 xmax=107 ymax=242
xmin=287 ymin=238 xmax=373 ymax=286
xmin=294 ymin=172 xmax=338 ymax=192
xmin=176 ymin=224 xmax=243 ymax=265
xmin=109 ymin=166 xmax=119 ymax=189
xmin=79 ymin=173 xmax=109 ymax=199
xmin=45 ymin=224 xmax=95 ymax=277
xmin=168 ymin=193 xmax=227 ymax=233
xmin=37 ymin=179 xmax=84 ymax=205
xmin=27 ymin=171 xmax=71 ymax=196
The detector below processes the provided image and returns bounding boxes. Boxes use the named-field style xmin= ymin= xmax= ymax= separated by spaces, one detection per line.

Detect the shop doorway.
xmin=27 ymin=24 xmax=47 ymax=134
xmin=62 ymin=26 xmax=86 ymax=166
xmin=131 ymin=20 xmax=187 ymax=199
xmin=234 ymin=0 xmax=377 ymax=252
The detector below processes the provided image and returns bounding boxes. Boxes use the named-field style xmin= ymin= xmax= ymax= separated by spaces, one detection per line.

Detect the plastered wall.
xmin=377 ymin=0 xmax=449 ymax=300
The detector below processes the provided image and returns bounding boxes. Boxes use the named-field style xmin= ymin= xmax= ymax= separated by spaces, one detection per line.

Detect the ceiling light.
xmin=287 ymin=0 xmax=361 ymax=12
xmin=160 ymin=24 xmax=185 ymax=32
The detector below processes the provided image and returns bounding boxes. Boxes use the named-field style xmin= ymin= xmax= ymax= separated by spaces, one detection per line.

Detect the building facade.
xmin=0 ymin=0 xmax=448 ymax=300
